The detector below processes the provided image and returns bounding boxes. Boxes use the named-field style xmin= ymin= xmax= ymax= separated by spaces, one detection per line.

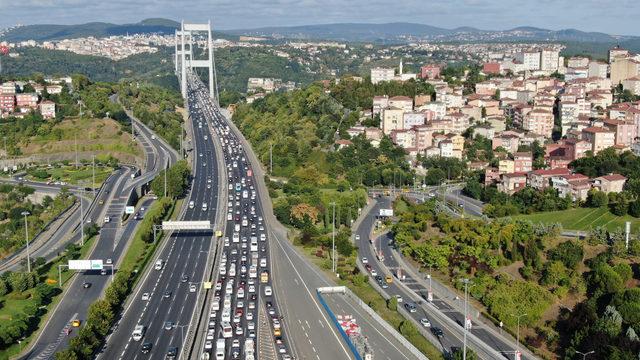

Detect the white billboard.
xmin=161 ymin=221 xmax=212 ymax=230
xmin=379 ymin=209 xmax=394 ymax=217
xmin=125 ymin=206 xmax=135 ymax=214
xmin=69 ymin=260 xmax=104 ymax=270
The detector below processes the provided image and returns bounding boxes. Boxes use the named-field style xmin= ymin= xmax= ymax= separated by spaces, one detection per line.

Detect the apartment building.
xmin=582 ymin=127 xmax=616 ymax=153
xmin=371 ymin=67 xmax=395 ymax=84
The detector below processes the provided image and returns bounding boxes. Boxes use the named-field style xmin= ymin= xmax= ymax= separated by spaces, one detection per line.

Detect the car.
xmin=431 ymin=327 xmax=444 ymax=337
xmin=248 ymin=329 xmax=256 ymax=338
xmin=71 ymin=319 xmax=81 ymax=327
xmin=141 ymin=292 xmax=150 ymax=301
xmin=104 ymin=216 xmax=110 ymax=223
xmin=82 ymin=282 xmax=91 ymax=288
xmin=164 ymin=321 xmax=174 ymax=330
xmin=235 ymin=325 xmax=243 ymax=335
xmin=420 ymin=318 xmax=432 ymax=327
xmin=264 ymin=286 xmax=272 ymax=296
xmin=361 ymin=257 xmax=368 ymax=264
xmin=394 ymin=295 xmax=403 ymax=303
xmin=141 ymin=342 xmax=152 ymax=353
xmin=204 ymin=341 xmax=213 ymax=350
xmin=100 ymin=269 xmax=107 ymax=275
xmin=232 ymin=339 xmax=240 ymax=348
xmin=166 ymin=346 xmax=178 ymax=359
xmin=163 ymin=291 xmax=172 ymax=299
xmin=189 ymin=284 xmax=197 ymax=292
xmin=181 ymin=275 xmax=189 ymax=283
xmin=105 ymin=258 xmax=113 ymax=265
xmin=404 ymin=303 xmax=417 ymax=313
xmin=371 ymin=269 xmax=378 ymax=277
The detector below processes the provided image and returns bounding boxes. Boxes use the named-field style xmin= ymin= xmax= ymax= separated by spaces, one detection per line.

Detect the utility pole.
xmin=269 ymin=142 xmax=273 ymax=174
xmin=79 ymin=190 xmax=84 ymax=246
xmin=92 ymin=155 xmax=96 ymax=196
xmin=21 ymin=211 xmax=31 ymax=272
xmin=462 ymin=278 xmax=470 ymax=360
xmin=74 ymin=134 xmax=78 ymax=169
xmin=513 ymin=312 xmax=528 ymax=360
xmin=163 ymin=160 xmax=167 ymax=198
xmin=131 ymin=118 xmax=135 ymax=139
xmin=3 ymin=136 xmax=6 ymax=159
xmin=330 ymin=201 xmax=337 ymax=274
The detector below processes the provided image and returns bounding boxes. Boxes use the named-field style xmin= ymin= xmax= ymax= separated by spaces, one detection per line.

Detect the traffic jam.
xmin=192 ymin=79 xmax=291 ymax=360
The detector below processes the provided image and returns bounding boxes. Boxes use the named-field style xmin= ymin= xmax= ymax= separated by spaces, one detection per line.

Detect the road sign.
xmin=161 ymin=220 xmax=212 ymax=230
xmin=69 ymin=259 xmax=104 ymax=270
xmin=125 ymin=206 xmax=135 ymax=214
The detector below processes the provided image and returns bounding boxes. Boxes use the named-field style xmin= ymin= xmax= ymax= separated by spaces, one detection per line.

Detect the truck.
xmin=244 ymin=338 xmax=255 ymax=360
xmin=215 ymin=339 xmax=225 ymax=360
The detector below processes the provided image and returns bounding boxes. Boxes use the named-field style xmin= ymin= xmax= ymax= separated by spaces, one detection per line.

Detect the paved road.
xmin=23 ymin=105 xmax=177 ymax=359
xmin=208 ymin=83 xmax=423 ymax=360
xmin=99 ymin=77 xmax=220 ymax=360
xmin=358 ymin=196 xmax=536 ymax=359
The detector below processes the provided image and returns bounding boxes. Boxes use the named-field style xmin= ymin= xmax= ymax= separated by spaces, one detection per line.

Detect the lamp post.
xmin=462 ymin=278 xmax=470 ymax=360
xmin=330 ymin=201 xmax=337 ymax=274
xmin=575 ymin=350 xmax=594 ymax=360
xmin=21 ymin=211 xmax=31 ymax=272
xmin=513 ymin=312 xmax=528 ymax=360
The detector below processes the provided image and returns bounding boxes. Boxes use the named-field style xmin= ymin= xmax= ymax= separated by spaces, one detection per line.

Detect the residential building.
xmin=515 ymin=51 xmax=541 ymax=71
xmin=523 ymin=108 xmax=554 ymax=138
xmin=528 ymin=168 xmax=571 ymax=190
xmin=592 ymin=174 xmax=627 ymax=193
xmin=388 ymin=96 xmax=413 ymax=112
xmin=582 ymin=127 xmax=616 ymax=153
xmin=403 ymin=112 xmax=425 ymax=129
xmin=498 ymin=172 xmax=528 ymax=194
xmin=390 ymin=129 xmax=416 ymax=149
xmin=622 ymin=77 xmax=640 ymax=95
xmin=16 ymin=93 xmax=38 ymax=109
xmin=609 ymin=46 xmax=629 ymax=64
xmin=483 ymin=62 xmax=501 ymax=75
xmin=611 ymin=57 xmax=640 ymax=84
xmin=381 ymin=107 xmax=404 ymax=134
xmin=39 ymin=100 xmax=56 ymax=119
xmin=540 ymin=49 xmax=560 ymax=71
xmin=513 ymin=152 xmax=533 ymax=172
xmin=372 ymin=96 xmax=389 ymax=117
xmin=371 ymin=67 xmax=395 ymax=84
xmin=568 ymin=57 xmax=590 ymax=68
xmin=588 ymin=61 xmax=608 ymax=79
xmin=420 ymin=65 xmax=441 ymax=79
xmin=0 ymin=94 xmax=15 ymax=113
xmin=551 ymin=174 xmax=591 ymax=201
xmin=603 ymin=118 xmax=637 ymax=146
xmin=498 ymin=159 xmax=515 ymax=174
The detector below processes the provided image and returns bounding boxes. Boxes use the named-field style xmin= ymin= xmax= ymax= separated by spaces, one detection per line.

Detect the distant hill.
xmin=1 ymin=18 xmax=181 ymax=42
xmin=227 ymin=22 xmax=638 ymax=44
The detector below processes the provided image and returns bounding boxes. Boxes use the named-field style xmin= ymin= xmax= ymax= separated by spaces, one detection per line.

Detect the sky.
xmin=1 ymin=0 xmax=640 ymax=35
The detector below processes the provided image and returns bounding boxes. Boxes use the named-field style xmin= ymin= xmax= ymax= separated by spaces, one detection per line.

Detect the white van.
xmin=215 ymin=339 xmax=226 ymax=360
xmin=132 ymin=325 xmax=145 ymax=341
xmin=154 ymin=259 xmax=164 ymax=270
xmin=189 ymin=201 xmax=195 ymax=209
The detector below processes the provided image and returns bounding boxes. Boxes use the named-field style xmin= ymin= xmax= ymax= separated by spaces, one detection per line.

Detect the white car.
xmin=141 ymin=292 xmax=150 ymax=301
xmin=189 ymin=284 xmax=197 ymax=293
xmin=361 ymin=257 xmax=368 ymax=264
xmin=420 ymin=318 xmax=431 ymax=327
xmin=264 ymin=286 xmax=272 ymax=296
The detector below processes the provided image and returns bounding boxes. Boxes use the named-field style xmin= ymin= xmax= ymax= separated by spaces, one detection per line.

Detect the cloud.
xmin=1 ymin=0 xmax=639 ymax=35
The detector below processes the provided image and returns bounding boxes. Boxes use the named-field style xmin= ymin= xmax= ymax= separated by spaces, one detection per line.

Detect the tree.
xmin=548 ymin=241 xmax=584 ymax=269
xmin=453 ymin=348 xmax=477 ymax=360
xmin=387 ymin=296 xmax=398 ymax=311
xmin=587 ymin=189 xmax=609 ymax=208
xmin=150 ymin=160 xmax=191 ymax=198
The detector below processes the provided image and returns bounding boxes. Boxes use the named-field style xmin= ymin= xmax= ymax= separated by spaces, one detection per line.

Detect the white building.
xmin=588 ymin=61 xmax=608 ymax=79
xmin=403 ymin=112 xmax=425 ymax=129
xmin=515 ymin=51 xmax=541 ymax=71
xmin=371 ymin=67 xmax=395 ymax=84
xmin=540 ymin=49 xmax=559 ymax=71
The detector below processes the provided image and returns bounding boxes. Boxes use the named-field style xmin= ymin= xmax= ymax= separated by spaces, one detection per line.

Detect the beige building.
xmin=523 ymin=108 xmax=554 ymax=138
xmin=592 ymin=174 xmax=627 ymax=194
xmin=381 ymin=107 xmax=404 ymax=134
xmin=388 ymin=96 xmax=413 ymax=112
xmin=582 ymin=127 xmax=615 ymax=154
xmin=611 ymin=57 xmax=640 ymax=84
xmin=622 ymin=77 xmax=640 ymax=95
xmin=371 ymin=67 xmax=395 ymax=84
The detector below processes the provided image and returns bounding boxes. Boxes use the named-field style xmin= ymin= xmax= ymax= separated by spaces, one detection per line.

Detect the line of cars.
xmin=190 ymin=78 xmax=291 ymax=360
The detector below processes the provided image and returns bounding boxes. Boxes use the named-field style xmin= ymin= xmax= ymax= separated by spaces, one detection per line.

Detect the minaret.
xmin=399 ymin=58 xmax=403 ymax=75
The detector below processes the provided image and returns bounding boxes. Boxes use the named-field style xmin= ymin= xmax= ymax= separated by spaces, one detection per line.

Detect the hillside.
xmin=228 ymin=22 xmax=638 ymax=43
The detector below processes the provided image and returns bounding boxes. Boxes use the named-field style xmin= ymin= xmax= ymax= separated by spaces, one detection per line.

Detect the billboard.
xmin=69 ymin=260 xmax=104 ymax=270
xmin=125 ymin=206 xmax=135 ymax=214
xmin=379 ymin=209 xmax=394 ymax=217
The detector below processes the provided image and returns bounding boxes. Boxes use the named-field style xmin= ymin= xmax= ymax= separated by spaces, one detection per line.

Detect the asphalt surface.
xmin=98 ymin=77 xmax=221 ymax=360
xmin=24 ymin=110 xmax=177 ymax=359
xmin=357 ymin=196 xmax=535 ymax=360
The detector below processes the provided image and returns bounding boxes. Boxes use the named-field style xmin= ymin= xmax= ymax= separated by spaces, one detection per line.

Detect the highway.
xmin=23 ymin=109 xmax=177 ymax=359
xmin=212 ymin=86 xmax=426 ymax=360
xmin=356 ymin=195 xmax=536 ymax=359
xmin=98 ymin=75 xmax=221 ymax=360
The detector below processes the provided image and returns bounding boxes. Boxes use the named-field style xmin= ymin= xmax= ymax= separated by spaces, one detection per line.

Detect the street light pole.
xmin=575 ymin=350 xmax=595 ymax=360
xmin=330 ymin=202 xmax=337 ymax=274
xmin=79 ymin=190 xmax=85 ymax=246
xmin=513 ymin=312 xmax=528 ymax=360
xmin=462 ymin=278 xmax=470 ymax=360
xmin=21 ymin=211 xmax=31 ymax=272
xmin=92 ymin=155 xmax=96 ymax=196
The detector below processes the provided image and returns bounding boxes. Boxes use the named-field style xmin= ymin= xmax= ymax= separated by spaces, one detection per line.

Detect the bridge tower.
xmin=174 ymin=20 xmax=219 ymax=103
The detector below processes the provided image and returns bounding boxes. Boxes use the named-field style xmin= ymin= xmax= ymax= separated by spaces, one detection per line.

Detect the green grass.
xmin=26 ymin=165 xmax=114 ymax=186
xmin=514 ymin=207 xmax=640 ymax=232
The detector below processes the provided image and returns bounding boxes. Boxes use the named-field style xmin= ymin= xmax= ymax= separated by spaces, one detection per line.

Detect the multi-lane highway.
xmin=99 ymin=75 xmax=223 ymax=360
xmin=23 ymin=109 xmax=177 ymax=360
xmin=356 ymin=195 xmax=536 ymax=360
